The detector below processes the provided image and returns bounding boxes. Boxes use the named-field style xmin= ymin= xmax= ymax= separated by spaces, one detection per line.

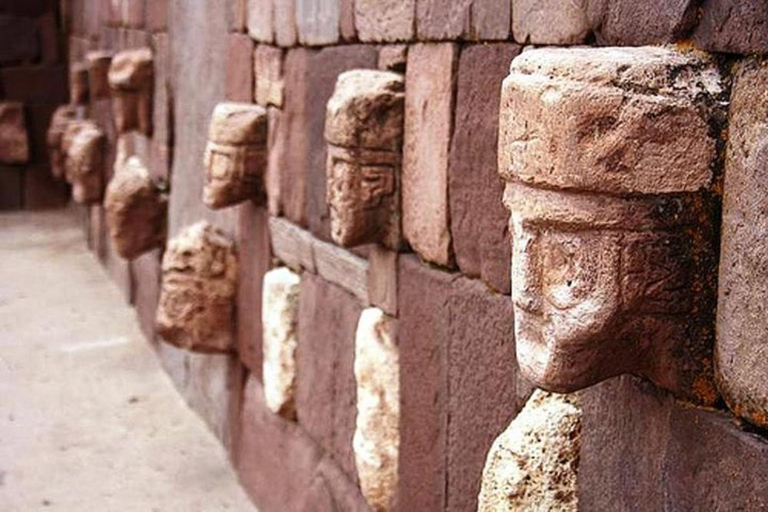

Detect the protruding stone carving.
xmin=325 ymin=70 xmax=404 ymax=250
xmin=70 ymin=63 xmax=90 ymax=105
xmin=86 ymin=50 xmax=113 ymax=99
xmin=108 ymin=47 xmax=153 ymax=135
xmin=262 ymin=267 xmax=301 ymax=419
xmin=354 ymin=307 xmax=399 ymax=512
xmin=156 ymin=222 xmax=238 ymax=353
xmin=477 ymin=390 xmax=581 ymax=512
xmin=46 ymin=105 xmax=76 ymax=179
xmin=64 ymin=121 xmax=105 ymax=204
xmin=499 ymin=47 xmax=724 ymax=403
xmin=0 ymin=102 xmax=29 ymax=164
xmin=203 ymin=102 xmax=268 ymax=209
xmin=104 ymin=156 xmax=167 ymax=260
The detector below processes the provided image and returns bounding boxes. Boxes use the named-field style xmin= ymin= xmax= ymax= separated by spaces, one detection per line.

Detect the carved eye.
xmin=540 ymin=232 xmax=598 ymax=310
xmin=360 ymin=165 xmax=394 ymax=206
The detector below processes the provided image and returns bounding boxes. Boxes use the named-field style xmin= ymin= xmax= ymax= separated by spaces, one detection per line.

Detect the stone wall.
xmin=59 ymin=1 xmax=768 ymax=511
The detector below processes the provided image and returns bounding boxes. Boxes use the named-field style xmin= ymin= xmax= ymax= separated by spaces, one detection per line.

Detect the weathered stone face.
xmin=499 ymin=47 xmax=724 ymax=403
xmin=477 ymin=390 xmax=581 ymax=511
xmin=353 ymin=307 xmax=399 ymax=512
xmin=156 ymin=221 xmax=238 ymax=353
xmin=64 ymin=121 xmax=105 ymax=204
xmin=108 ymin=47 xmax=153 ymax=135
xmin=325 ymin=70 xmax=404 ymax=249
xmin=262 ymin=267 xmax=301 ymax=419
xmin=86 ymin=51 xmax=113 ymax=99
xmin=203 ymin=102 xmax=268 ymax=209
xmin=0 ymin=102 xmax=30 ymax=165
xmin=104 ymin=156 xmax=167 ymax=260
xmin=46 ymin=105 xmax=76 ymax=179
xmin=70 ymin=63 xmax=90 ymax=105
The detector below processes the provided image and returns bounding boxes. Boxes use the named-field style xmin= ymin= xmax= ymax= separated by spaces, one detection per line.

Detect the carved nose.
xmin=512 ymin=218 xmax=542 ymax=314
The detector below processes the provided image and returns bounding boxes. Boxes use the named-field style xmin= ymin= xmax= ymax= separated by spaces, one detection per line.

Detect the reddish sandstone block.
xmin=402 ymin=43 xmax=456 ymax=267
xmin=339 ymin=0 xmax=355 ymax=41
xmin=417 ymin=0 xmax=511 ymax=41
xmin=122 ymin=0 xmax=145 ymax=28
xmin=0 ymin=65 xmax=68 ymax=104
xmin=225 ymin=33 xmax=254 ymax=102
xmin=512 ymin=0 xmax=590 ymax=44
xmin=356 ymin=0 xmax=415 ymax=42
xmin=151 ymin=33 xmax=171 ymax=148
xmin=274 ymin=0 xmax=298 ymax=46
xmin=227 ymin=0 xmax=247 ymax=33
xmin=449 ymin=43 xmax=519 ymax=294
xmin=266 ymin=107 xmax=285 ymax=215
xmin=368 ymin=245 xmax=397 ymax=316
xmin=296 ymin=0 xmax=340 ymax=46
xmin=131 ymin=248 xmax=162 ymax=341
xmin=694 ymin=0 xmax=768 ymax=55
xmin=378 ymin=44 xmax=408 ymax=72
xmin=296 ymin=273 xmax=363 ymax=483
xmin=145 ymin=0 xmax=168 ymax=32
xmin=247 ymin=0 xmax=273 ymax=42
xmin=0 ymin=15 xmax=39 ymax=64
xmin=586 ymin=0 xmax=698 ymax=45
xmin=253 ymin=45 xmax=284 ymax=108
xmin=300 ymin=457 xmax=372 ymax=512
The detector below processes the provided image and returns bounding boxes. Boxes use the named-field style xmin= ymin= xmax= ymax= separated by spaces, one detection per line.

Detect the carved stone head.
xmin=64 ymin=121 xmax=105 ymax=204
xmin=70 ymin=63 xmax=90 ymax=105
xmin=203 ymin=102 xmax=268 ymax=209
xmin=498 ymin=47 xmax=725 ymax=403
xmin=86 ymin=50 xmax=113 ymax=99
xmin=107 ymin=47 xmax=153 ymax=135
xmin=156 ymin=221 xmax=238 ymax=353
xmin=104 ymin=156 xmax=167 ymax=260
xmin=47 ymin=105 xmax=77 ymax=179
xmin=325 ymin=70 xmax=404 ymax=250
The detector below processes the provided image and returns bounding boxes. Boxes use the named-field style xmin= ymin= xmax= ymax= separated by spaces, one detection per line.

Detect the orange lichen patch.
xmin=692 ymin=373 xmax=718 ymax=406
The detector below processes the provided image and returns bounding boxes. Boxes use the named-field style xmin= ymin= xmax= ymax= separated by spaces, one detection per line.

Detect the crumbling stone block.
xmin=716 ymin=59 xmax=768 ymax=429
xmin=156 ymin=221 xmax=238 ymax=353
xmin=512 ymin=0 xmax=590 ymax=44
xmin=108 ymin=47 xmax=154 ymax=135
xmin=262 ymin=267 xmax=301 ymax=420
xmin=499 ymin=47 xmax=725 ymax=403
xmin=203 ymin=102 xmax=268 ymax=209
xmin=477 ymin=390 xmax=581 ymax=511
xmin=694 ymin=0 xmax=768 ymax=55
xmin=70 ymin=62 xmax=90 ymax=105
xmin=0 ymin=102 xmax=29 ymax=164
xmin=354 ymin=308 xmax=399 ymax=512
xmin=254 ymin=45 xmax=284 ymax=108
xmin=325 ymin=70 xmax=404 ymax=250
xmin=64 ymin=121 xmax=105 ymax=204
xmin=403 ymin=43 xmax=456 ymax=267
xmin=46 ymin=105 xmax=76 ymax=179
xmin=104 ymin=156 xmax=168 ymax=260
xmin=86 ymin=51 xmax=114 ymax=99
xmin=355 ymin=0 xmax=415 ymax=42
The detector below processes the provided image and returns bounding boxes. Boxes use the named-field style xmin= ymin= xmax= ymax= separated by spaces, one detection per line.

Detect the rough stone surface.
xmin=417 ymin=0 xmax=511 ymax=41
xmin=104 ymin=156 xmax=167 ymax=260
xmin=512 ymin=0 xmax=590 ymax=44
xmin=273 ymin=0 xmax=298 ymax=47
xmin=262 ymin=267 xmax=301 ymax=420
xmin=449 ymin=43 xmax=519 ymax=294
xmin=694 ymin=0 xmax=768 ymax=55
xmin=716 ymin=59 xmax=768 ymax=429
xmin=156 ymin=221 xmax=238 ymax=353
xmin=368 ymin=246 xmax=397 ymax=316
xmin=254 ymin=45 xmax=284 ymax=108
xmin=225 ymin=33 xmax=254 ymax=103
xmin=402 ymin=43 xmax=456 ymax=267
xmin=326 ymin=70 xmax=404 ymax=250
xmin=314 ymin=237 xmax=370 ymax=304
xmin=355 ymin=0 xmax=415 ymax=42
xmin=378 ymin=45 xmax=407 ymax=72
xmin=296 ymin=0 xmax=340 ymax=46
xmin=0 ymin=15 xmax=39 ymax=64
xmin=108 ymin=47 xmax=154 ymax=135
xmin=266 ymin=107 xmax=285 ymax=215
xmin=354 ymin=308 xmax=399 ymax=512
xmin=0 ymin=102 xmax=30 ymax=164
xmin=477 ymin=390 xmax=581 ymax=512
xmin=86 ymin=50 xmax=114 ymax=99
xmin=65 ymin=121 xmax=106 ymax=204
xmin=586 ymin=0 xmax=699 ymax=46
xmin=203 ymin=102 xmax=268 ymax=209
xmin=247 ymin=0 xmax=274 ymax=42
xmin=499 ymin=46 xmax=723 ymax=402
xmin=296 ymin=273 xmax=363 ymax=482
xmin=269 ymin=216 xmax=317 ymax=273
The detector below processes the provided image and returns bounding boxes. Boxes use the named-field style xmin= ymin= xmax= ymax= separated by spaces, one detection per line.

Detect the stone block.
xmin=273 ymin=0 xmax=298 ymax=47
xmin=64 ymin=121 xmax=105 ymax=204
xmin=368 ymin=245 xmax=397 ymax=316
xmin=0 ymin=166 xmax=23 ymax=210
xmin=132 ymin=248 xmax=162 ymax=341
xmin=104 ymin=156 xmax=167 ymax=260
xmin=269 ymin=216 xmax=317 ymax=273
xmin=254 ymin=45 xmax=284 ymax=108
xmin=151 ymin=33 xmax=171 ymax=148
xmin=35 ymin=12 xmax=60 ymax=64
xmin=247 ymin=0 xmax=273 ymax=42
xmin=266 ymin=107 xmax=284 ymax=215
xmin=694 ymin=0 xmax=768 ymax=55
xmin=0 ymin=65 xmax=68 ymax=104
xmin=203 ymin=102 xmax=268 ymax=209
xmin=156 ymin=221 xmax=238 ymax=353
xmin=0 ymin=0 xmax=56 ymax=17
xmin=225 ymin=34 xmax=254 ymax=103
xmin=262 ymin=267 xmax=301 ymax=419
xmin=300 ymin=457 xmax=371 ymax=512
xmin=236 ymin=203 xmax=271 ymax=373
xmin=314 ymin=237 xmax=370 ymax=304
xmin=0 ymin=102 xmax=29 ymax=164
xmin=326 ymin=70 xmax=404 ymax=250
xmin=296 ymin=273 xmax=363 ymax=482
xmin=108 ymin=47 xmax=154 ymax=135
xmin=228 ymin=0 xmax=248 ymax=32
xmin=417 ymin=0 xmax=511 ymax=41
xmin=449 ymin=43 xmax=519 ymax=294
xmin=339 ymin=0 xmax=355 ymax=41
xmin=356 ymin=0 xmax=415 ymax=42
xmin=69 ymin=63 xmax=90 ymax=105
xmin=512 ymin=0 xmax=590 ymax=44
xmin=586 ymin=0 xmax=698 ymax=46
xmin=146 ymin=0 xmax=168 ymax=31
xmin=397 ymin=255 xmax=456 ymax=511
xmin=716 ymin=59 xmax=768 ymax=429
xmin=296 ymin=0 xmax=340 ymax=46
xmin=0 ymin=15 xmax=39 ymax=64
xmin=477 ymin=391 xmax=581 ymax=512
xmin=378 ymin=45 xmax=407 ymax=73
xmin=402 ymin=43 xmax=456 ymax=267
xmin=498 ymin=47 xmax=725 ymax=402
xmin=86 ymin=51 xmax=114 ymax=99
xmin=354 ymin=308 xmax=399 ymax=512
xmin=121 ymin=0 xmax=145 ymax=28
